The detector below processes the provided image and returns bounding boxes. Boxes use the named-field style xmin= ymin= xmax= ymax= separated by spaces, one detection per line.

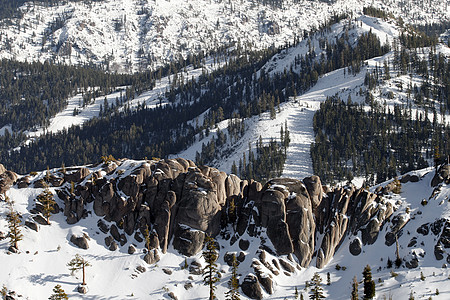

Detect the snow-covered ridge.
xmin=0 ymin=0 xmax=448 ymax=72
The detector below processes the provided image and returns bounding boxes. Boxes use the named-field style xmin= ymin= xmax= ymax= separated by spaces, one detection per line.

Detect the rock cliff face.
xmin=5 ymin=159 xmax=443 ymax=299
xmin=19 ymin=158 xmax=393 ymax=267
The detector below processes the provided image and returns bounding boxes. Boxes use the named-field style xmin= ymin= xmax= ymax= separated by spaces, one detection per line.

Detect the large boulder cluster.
xmin=45 ymin=159 xmax=396 ymax=271
xmin=2 ymin=158 xmax=419 ymax=299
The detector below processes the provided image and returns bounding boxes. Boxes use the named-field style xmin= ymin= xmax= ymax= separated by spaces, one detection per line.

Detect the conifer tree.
xmin=48 ymin=284 xmax=68 ymax=300
xmin=67 ymin=254 xmax=91 ymax=286
xmin=202 ymin=235 xmax=220 ymax=300
xmin=225 ymin=254 xmax=240 ymax=300
xmin=309 ymin=272 xmax=325 ymax=300
xmin=363 ymin=265 xmax=375 ymax=299
xmin=6 ymin=197 xmax=23 ymax=250
xmin=36 ymin=185 xmax=56 ymax=224
xmin=294 ymin=286 xmax=299 ymax=299
xmin=351 ymin=276 xmax=358 ymax=300
xmin=144 ymin=224 xmax=151 ymax=251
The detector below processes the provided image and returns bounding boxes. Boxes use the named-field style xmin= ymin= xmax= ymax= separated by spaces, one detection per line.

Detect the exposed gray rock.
xmin=105 ymin=236 xmax=114 ymax=247
xmin=109 ymin=241 xmax=118 ymax=251
xmin=237 ymin=252 xmax=246 ymax=262
xmin=279 ymin=259 xmax=295 ymax=273
xmin=97 ymin=219 xmax=109 ymax=234
xmin=431 ymin=165 xmax=450 ymax=187
xmin=128 ymin=245 xmax=136 ymax=254
xmin=77 ymin=285 xmax=88 ymax=294
xmin=189 ymin=261 xmax=203 ymax=275
xmin=70 ymin=235 xmax=89 ymax=249
xmin=349 ymin=238 xmax=362 ymax=256
xmin=405 ymin=257 xmax=418 ymax=269
xmin=25 ymin=221 xmax=38 ymax=232
xmin=303 ymin=175 xmax=323 ymax=210
xmin=175 ymin=168 xmax=221 ymax=237
xmin=172 ymin=225 xmax=205 ymax=256
xmin=241 ymin=274 xmax=263 ymax=300
xmin=32 ymin=215 xmax=49 ymax=225
xmin=143 ymin=249 xmax=160 ymax=265
xmin=239 ymin=239 xmax=250 ymax=251
xmin=110 ymin=224 xmax=121 ymax=242
xmin=64 ymin=167 xmax=90 ymax=183
xmin=224 ymin=252 xmax=236 ymax=266
xmin=162 ymin=268 xmax=173 ymax=275
xmin=0 ymin=170 xmax=18 ymax=195
xmin=17 ymin=176 xmax=30 ymax=188
xmin=417 ymin=223 xmax=429 ymax=235
xmin=136 ymin=266 xmax=146 ymax=273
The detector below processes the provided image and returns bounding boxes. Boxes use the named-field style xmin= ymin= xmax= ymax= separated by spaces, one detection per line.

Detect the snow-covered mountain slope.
xmin=175 ymin=15 xmax=450 ymax=178
xmin=0 ymin=0 xmax=448 ymax=72
xmin=1 ymin=159 xmax=450 ymax=300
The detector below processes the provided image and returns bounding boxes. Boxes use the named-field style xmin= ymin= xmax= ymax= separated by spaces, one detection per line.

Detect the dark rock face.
xmin=431 ymin=165 xmax=450 ymax=187
xmin=29 ymin=158 xmax=397 ymax=278
xmin=33 ymin=215 xmax=49 ymax=226
xmin=17 ymin=176 xmax=30 ymax=188
xmin=25 ymin=221 xmax=39 ymax=232
xmin=349 ymin=238 xmax=362 ymax=256
xmin=0 ymin=169 xmax=18 ymax=195
xmin=70 ymin=235 xmax=89 ymax=249
xmin=241 ymin=274 xmax=263 ymax=300
xmin=172 ymin=224 xmax=205 ymax=257
xmin=239 ymin=239 xmax=250 ymax=251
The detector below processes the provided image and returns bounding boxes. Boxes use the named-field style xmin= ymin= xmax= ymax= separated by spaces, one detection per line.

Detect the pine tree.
xmin=67 ymin=254 xmax=91 ymax=286
xmin=202 ymin=235 xmax=220 ymax=300
xmin=326 ymin=272 xmax=331 ymax=285
xmin=48 ymin=284 xmax=68 ymax=300
xmin=6 ymin=197 xmax=23 ymax=250
xmin=36 ymin=186 xmax=56 ymax=224
xmin=294 ymin=286 xmax=299 ymax=299
xmin=225 ymin=254 xmax=240 ymax=300
xmin=408 ymin=291 xmax=414 ymax=300
xmin=351 ymin=276 xmax=358 ymax=300
xmin=309 ymin=272 xmax=325 ymax=300
xmin=363 ymin=265 xmax=375 ymax=300
xmin=144 ymin=224 xmax=151 ymax=251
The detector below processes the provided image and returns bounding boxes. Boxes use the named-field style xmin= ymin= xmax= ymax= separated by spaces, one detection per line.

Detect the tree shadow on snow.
xmin=27 ymin=273 xmax=75 ymax=285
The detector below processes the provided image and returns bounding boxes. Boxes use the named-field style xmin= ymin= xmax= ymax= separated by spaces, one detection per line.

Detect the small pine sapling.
xmin=36 ymin=186 xmax=56 ymax=224
xmin=6 ymin=197 xmax=23 ymax=250
xmin=420 ymin=272 xmax=425 ymax=281
xmin=363 ymin=265 xmax=375 ymax=300
xmin=225 ymin=254 xmax=240 ymax=300
xmin=67 ymin=254 xmax=91 ymax=286
xmin=144 ymin=225 xmax=151 ymax=251
xmin=327 ymin=272 xmax=331 ymax=285
xmin=309 ymin=272 xmax=325 ymax=300
xmin=202 ymin=235 xmax=220 ymax=300
xmin=48 ymin=284 xmax=68 ymax=300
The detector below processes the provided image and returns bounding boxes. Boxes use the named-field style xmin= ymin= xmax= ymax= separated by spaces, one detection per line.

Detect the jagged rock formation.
xmin=39 ymin=158 xmax=395 ymax=269
xmin=7 ymin=159 xmax=445 ymax=298
xmin=0 ymin=164 xmax=18 ymax=196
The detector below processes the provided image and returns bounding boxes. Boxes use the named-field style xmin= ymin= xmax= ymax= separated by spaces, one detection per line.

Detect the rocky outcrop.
xmin=241 ymin=274 xmax=263 ymax=300
xmin=432 ymin=164 xmax=450 ymax=187
xmin=0 ymin=168 xmax=18 ymax=195
xmin=70 ymin=234 xmax=89 ymax=249
xmin=51 ymin=158 xmax=395 ymax=274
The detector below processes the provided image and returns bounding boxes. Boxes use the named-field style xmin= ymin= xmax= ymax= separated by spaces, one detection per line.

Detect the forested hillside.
xmin=0 ymin=15 xmax=392 ymax=175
